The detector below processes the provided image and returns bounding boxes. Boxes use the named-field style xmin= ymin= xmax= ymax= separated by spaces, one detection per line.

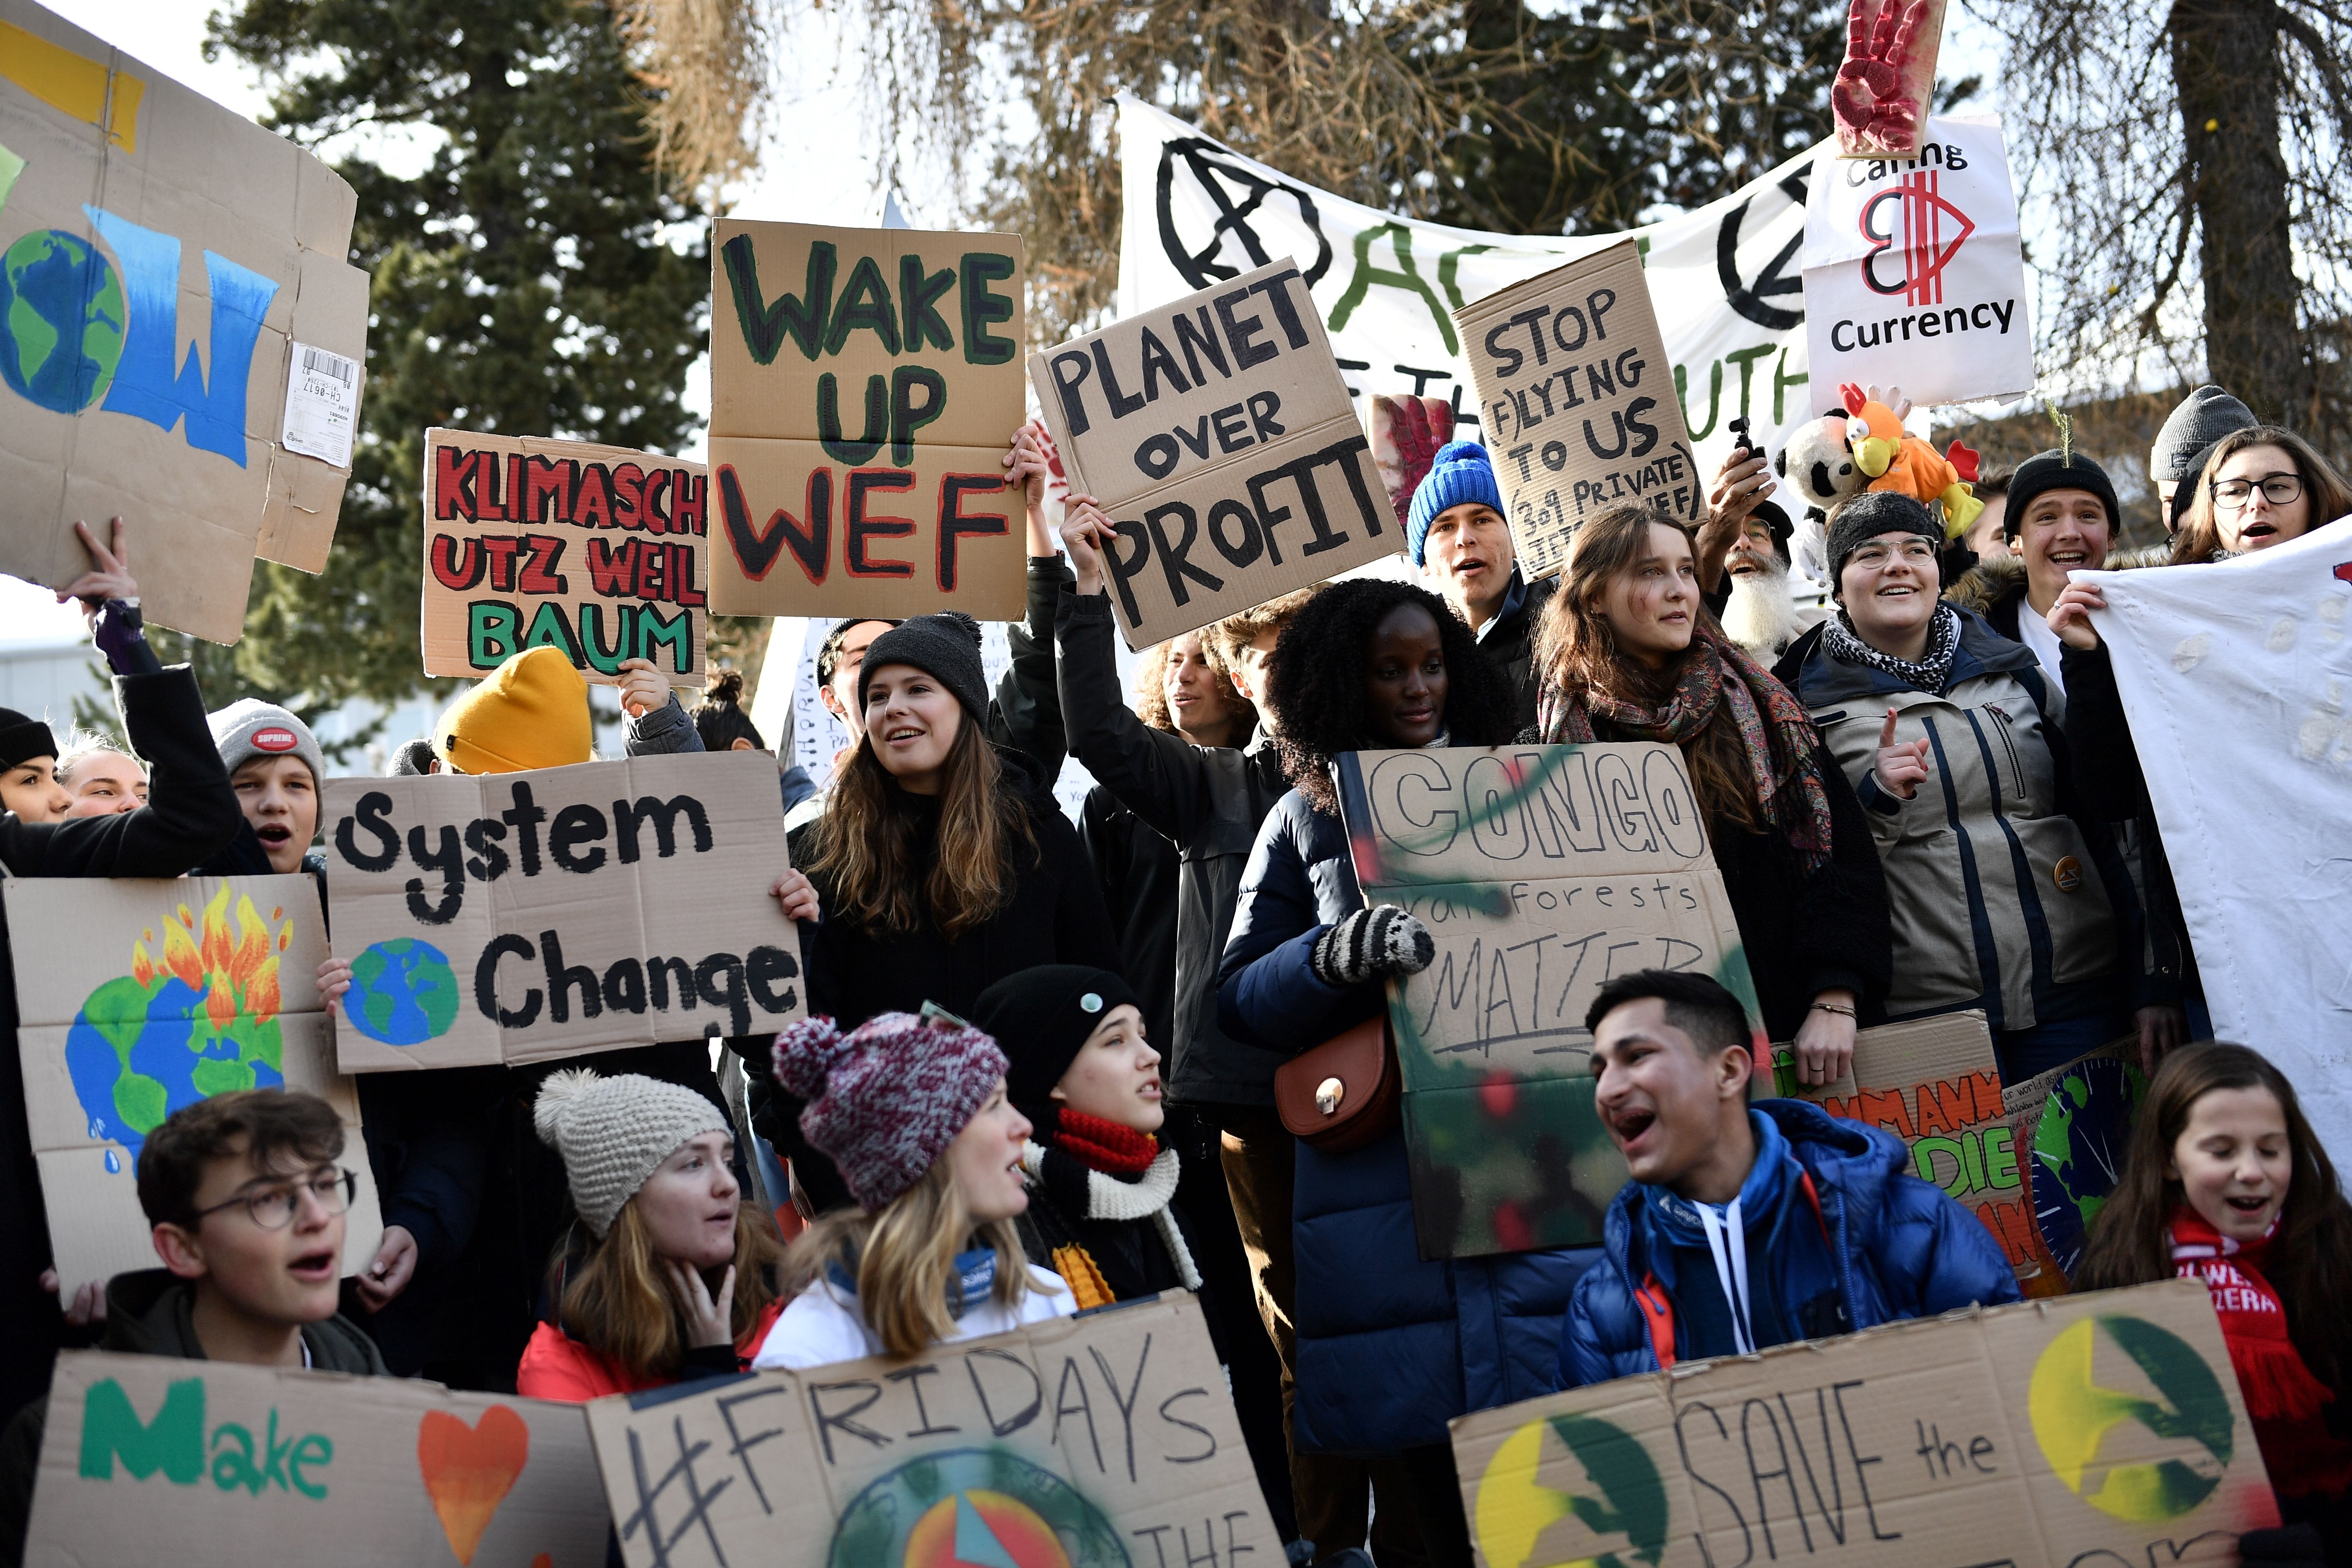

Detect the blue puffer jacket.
xmin=1558 ymin=1100 xmax=2020 ymax=1387
xmin=1218 ymin=787 xmax=1596 ymax=1456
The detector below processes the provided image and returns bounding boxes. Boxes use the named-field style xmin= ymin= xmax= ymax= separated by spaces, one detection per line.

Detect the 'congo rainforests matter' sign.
xmin=583 ymin=1293 xmax=1283 ymax=1568
xmin=0 ymin=0 xmax=370 ymax=643
xmin=4 ymin=875 xmax=383 ymax=1297
xmin=321 ymin=753 xmax=806 ymax=1071
xmin=1452 ymin=240 xmax=1701 ymax=579
xmin=1451 ymin=1279 xmax=2276 ymax=1568
xmin=420 ymin=429 xmax=708 ymax=684
xmin=24 ymin=1350 xmax=611 ymax=1568
xmin=1336 ymin=743 xmax=1756 ymax=1261
xmin=707 ymin=219 xmax=1029 ymax=622
xmin=1029 ymin=258 xmax=1398 ymax=648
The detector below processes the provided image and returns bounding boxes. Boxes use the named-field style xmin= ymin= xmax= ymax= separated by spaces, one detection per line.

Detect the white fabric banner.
xmin=2091 ymin=517 xmax=2352 ymax=1156
xmin=1116 ymin=95 xmax=1835 ymax=483
xmin=1802 ymin=115 xmax=2035 ymax=408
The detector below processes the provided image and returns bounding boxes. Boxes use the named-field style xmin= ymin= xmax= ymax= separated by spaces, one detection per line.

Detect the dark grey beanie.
xmin=2151 ymin=386 xmax=2257 ymax=484
xmin=858 ymin=611 xmax=989 ymax=721
xmin=1827 ymin=492 xmax=1942 ymax=592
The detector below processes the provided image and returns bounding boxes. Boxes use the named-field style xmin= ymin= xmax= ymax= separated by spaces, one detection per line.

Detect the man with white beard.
xmin=1720 ymin=500 xmax=1823 ymax=658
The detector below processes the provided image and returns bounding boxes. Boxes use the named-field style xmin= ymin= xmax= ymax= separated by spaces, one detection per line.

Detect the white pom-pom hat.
xmin=534 ymin=1068 xmax=732 ymax=1236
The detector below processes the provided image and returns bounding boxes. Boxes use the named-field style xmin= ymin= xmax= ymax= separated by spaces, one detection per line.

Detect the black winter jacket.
xmin=1475 ymin=570 xmax=1559 ymax=732
xmin=1079 ymin=787 xmax=1181 ymax=1054
xmin=1056 ymin=588 xmax=1295 ymax=1107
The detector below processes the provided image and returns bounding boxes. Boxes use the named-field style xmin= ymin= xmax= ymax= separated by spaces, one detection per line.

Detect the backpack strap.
xmin=1635 ymin=1273 xmax=1677 ymax=1371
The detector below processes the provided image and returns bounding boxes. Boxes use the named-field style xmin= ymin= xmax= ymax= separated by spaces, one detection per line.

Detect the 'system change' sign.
xmin=321 ymin=753 xmax=804 ymax=1071
xmin=421 ymin=429 xmax=707 ymax=684
xmin=583 ymin=1293 xmax=1282 ymax=1568
xmin=1030 ymin=259 xmax=1398 ymax=648
xmin=1453 ymin=240 xmax=1700 ymax=579
xmin=1451 ymin=1279 xmax=2277 ymax=1568
xmin=708 ymin=220 xmax=1028 ymax=622
xmin=1337 ymin=743 xmax=1756 ymax=1261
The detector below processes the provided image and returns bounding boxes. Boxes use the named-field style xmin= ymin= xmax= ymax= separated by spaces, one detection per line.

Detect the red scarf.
xmin=2171 ymin=1206 xmax=2352 ymax=1498
xmin=1050 ymin=1109 xmax=1159 ymax=1177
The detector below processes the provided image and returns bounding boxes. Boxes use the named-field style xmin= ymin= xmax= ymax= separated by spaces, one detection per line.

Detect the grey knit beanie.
xmin=858 ymin=612 xmax=989 ymax=721
xmin=208 ymin=700 xmax=324 ymax=788
xmin=2151 ymin=386 xmax=2257 ymax=484
xmin=534 ymin=1069 xmax=732 ymax=1236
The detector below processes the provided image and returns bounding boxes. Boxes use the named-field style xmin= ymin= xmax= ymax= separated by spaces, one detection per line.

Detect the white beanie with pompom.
xmin=533 ymin=1068 xmax=731 ymax=1236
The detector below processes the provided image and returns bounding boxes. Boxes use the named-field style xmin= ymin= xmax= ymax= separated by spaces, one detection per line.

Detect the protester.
xmin=1532 ymin=504 xmax=1890 ymax=1080
xmin=2168 ymin=425 xmax=2352 ymax=564
xmin=0 ymin=716 xmax=68 ymax=825
xmin=2150 ymin=385 xmax=2258 ymax=529
xmin=1409 ymin=440 xmax=1554 ymax=727
xmin=387 ymin=737 xmax=438 ymax=776
xmin=516 ymin=1070 xmax=783 ymax=1399
xmin=1557 ymin=971 xmax=2018 ymax=1383
xmin=199 ymin=700 xmax=326 ymax=877
xmin=754 ymin=1012 xmax=1072 ymax=1366
xmin=1944 ymin=448 xmax=2121 ymax=694
xmin=1219 ymin=577 xmax=1574 ymax=1566
xmin=1960 ymin=464 xmax=2013 ymax=561
xmin=1718 ymin=499 xmax=1819 ymax=658
xmin=54 ymin=732 xmax=146 ymax=817
xmin=0 ymin=1090 xmax=384 ymax=1563
xmin=1775 ymin=492 xmax=2144 ymax=1082
xmin=2074 ymin=1043 xmax=2352 ymax=1556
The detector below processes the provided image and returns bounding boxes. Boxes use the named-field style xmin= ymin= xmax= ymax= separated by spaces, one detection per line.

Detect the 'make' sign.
xmin=1030 ymin=259 xmax=1398 ymax=649
xmin=583 ymin=1293 xmax=1283 ymax=1568
xmin=708 ymin=220 xmax=1028 ymax=622
xmin=321 ymin=753 xmax=805 ymax=1071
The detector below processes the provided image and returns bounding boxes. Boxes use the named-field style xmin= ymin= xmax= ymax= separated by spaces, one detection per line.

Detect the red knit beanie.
xmin=773 ymin=1013 xmax=1008 ymax=1211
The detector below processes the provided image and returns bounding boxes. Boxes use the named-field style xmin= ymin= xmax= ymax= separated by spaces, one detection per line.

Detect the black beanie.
xmin=0 ymin=708 xmax=58 ymax=770
xmin=1826 ymin=492 xmax=1942 ymax=593
xmin=970 ymin=965 xmax=1146 ymax=1115
xmin=2151 ymin=386 xmax=2257 ymax=485
xmin=858 ymin=611 xmax=989 ymax=721
xmin=2003 ymin=449 xmax=2120 ymax=541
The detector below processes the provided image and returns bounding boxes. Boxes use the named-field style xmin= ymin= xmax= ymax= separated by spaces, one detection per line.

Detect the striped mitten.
xmin=1310 ymin=904 xmax=1435 ymax=987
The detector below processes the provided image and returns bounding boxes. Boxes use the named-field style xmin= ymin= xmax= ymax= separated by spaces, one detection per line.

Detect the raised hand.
xmin=1873 ymin=708 xmax=1932 ymax=800
xmin=1060 ymin=494 xmax=1111 ymax=596
xmin=615 ymin=657 xmax=671 ymax=720
xmin=55 ymin=517 xmax=136 ymax=620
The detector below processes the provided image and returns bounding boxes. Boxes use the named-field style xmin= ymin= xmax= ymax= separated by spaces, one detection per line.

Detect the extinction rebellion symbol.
xmin=1154 ymin=137 xmax=1335 ymax=293
xmin=1857 ymin=172 xmax=1976 ymax=307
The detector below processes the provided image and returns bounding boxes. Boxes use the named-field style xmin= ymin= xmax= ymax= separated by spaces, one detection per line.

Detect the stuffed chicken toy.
xmin=1839 ymin=383 xmax=1985 ymax=538
xmin=1776 ymin=412 xmax=1869 ymax=518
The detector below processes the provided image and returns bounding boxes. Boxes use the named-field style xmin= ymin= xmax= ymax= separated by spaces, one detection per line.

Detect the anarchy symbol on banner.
xmin=1716 ymin=163 xmax=1811 ymax=332
xmin=1156 ymin=136 xmax=1335 ymax=291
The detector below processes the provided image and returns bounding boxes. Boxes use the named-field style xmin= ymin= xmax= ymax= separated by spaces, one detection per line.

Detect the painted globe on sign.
xmin=0 ymin=229 xmax=127 ymax=413
xmin=2030 ymin=1314 xmax=2235 ymax=1523
xmin=827 ymin=1450 xmax=1128 ymax=1568
xmin=1475 ymin=1413 xmax=1670 ymax=1568
xmin=2031 ymin=1054 xmax=2144 ymax=1276
xmin=64 ymin=974 xmax=285 ymax=1165
xmin=346 ymin=939 xmax=461 ymax=1046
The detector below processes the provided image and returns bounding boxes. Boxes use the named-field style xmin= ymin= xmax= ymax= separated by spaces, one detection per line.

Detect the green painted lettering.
xmin=1328 ymin=223 xmax=1456 ymax=354
xmin=79 ymin=1377 xmax=203 ymax=1484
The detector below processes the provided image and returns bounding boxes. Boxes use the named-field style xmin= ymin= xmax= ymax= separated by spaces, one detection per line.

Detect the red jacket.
xmin=517 ymin=1300 xmax=785 ymax=1402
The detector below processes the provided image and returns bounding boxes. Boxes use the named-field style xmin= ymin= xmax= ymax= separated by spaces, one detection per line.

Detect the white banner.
xmin=1117 ymin=96 xmax=1833 ymax=487
xmin=1802 ymin=115 xmax=2035 ymax=408
xmin=2091 ymin=517 xmax=2352 ymax=1156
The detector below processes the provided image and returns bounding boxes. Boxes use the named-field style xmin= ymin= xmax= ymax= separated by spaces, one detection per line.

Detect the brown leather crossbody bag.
xmin=1272 ymin=1013 xmax=1400 ymax=1152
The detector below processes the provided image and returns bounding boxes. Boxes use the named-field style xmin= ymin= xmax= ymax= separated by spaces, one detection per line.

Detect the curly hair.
xmin=1265 ymin=578 xmax=1516 ymax=817
xmin=1135 ymin=633 xmax=1255 ymax=735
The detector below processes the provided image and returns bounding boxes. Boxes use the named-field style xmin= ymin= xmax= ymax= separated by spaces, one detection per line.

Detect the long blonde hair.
xmin=807 ymin=714 xmax=1037 ymax=940
xmin=781 ymin=1160 xmax=1042 ymax=1357
xmin=556 ymin=1200 xmax=781 ymax=1381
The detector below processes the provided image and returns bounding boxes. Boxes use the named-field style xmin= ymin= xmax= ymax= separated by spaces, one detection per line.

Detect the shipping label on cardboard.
xmin=320 ymin=753 xmax=805 ymax=1071
xmin=1452 ymin=240 xmax=1700 ymax=579
xmin=3 ymin=876 xmax=382 ymax=1296
xmin=1336 ymin=744 xmax=1760 ymax=1261
xmin=584 ymin=1293 xmax=1282 ymax=1568
xmin=1451 ymin=1279 xmax=2279 ymax=1568
xmin=0 ymin=0 xmax=371 ymax=642
xmin=1029 ymin=259 xmax=1398 ymax=648
xmin=24 ymin=1350 xmax=611 ymax=1568
xmin=707 ymin=220 xmax=1028 ymax=621
xmin=1994 ymin=1039 xmax=2150 ymax=1293
xmin=1770 ymin=1012 xmax=2047 ymax=1289
xmin=421 ymin=429 xmax=708 ymax=684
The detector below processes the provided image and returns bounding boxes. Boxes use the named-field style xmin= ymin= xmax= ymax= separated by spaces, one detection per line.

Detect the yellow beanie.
xmin=434 ymin=646 xmax=593 ymax=774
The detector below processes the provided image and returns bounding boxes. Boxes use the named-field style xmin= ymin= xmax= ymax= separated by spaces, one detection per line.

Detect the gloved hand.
xmin=1310 ymin=904 xmax=1434 ymax=988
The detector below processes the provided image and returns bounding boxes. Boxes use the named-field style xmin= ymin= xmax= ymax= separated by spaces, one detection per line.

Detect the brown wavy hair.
xmin=2170 ymin=426 xmax=2352 ymax=564
xmin=807 ymin=716 xmax=1036 ymax=940
xmin=2074 ymin=1042 xmax=2352 ymax=1393
xmin=1135 ymin=634 xmax=1255 ymax=735
xmin=1532 ymin=504 xmax=1766 ymax=835
xmin=554 ymin=1199 xmax=782 ymax=1382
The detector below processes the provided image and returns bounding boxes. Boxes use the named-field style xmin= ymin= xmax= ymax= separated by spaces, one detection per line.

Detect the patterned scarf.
xmin=1820 ymin=601 xmax=1962 ymax=696
xmin=1537 ymin=619 xmax=1835 ymax=874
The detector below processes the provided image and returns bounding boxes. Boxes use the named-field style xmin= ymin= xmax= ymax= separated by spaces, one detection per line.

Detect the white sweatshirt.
xmin=751 ymin=1263 xmax=1074 ymax=1370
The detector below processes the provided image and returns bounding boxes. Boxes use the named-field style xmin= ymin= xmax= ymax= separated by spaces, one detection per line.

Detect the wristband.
xmin=1808 ymin=1001 xmax=1857 ymax=1017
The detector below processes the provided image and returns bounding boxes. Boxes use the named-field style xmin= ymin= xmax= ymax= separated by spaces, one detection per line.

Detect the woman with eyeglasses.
xmin=1775 ymin=493 xmax=2134 ymax=1084
xmin=2166 ymin=426 xmax=2352 ymax=563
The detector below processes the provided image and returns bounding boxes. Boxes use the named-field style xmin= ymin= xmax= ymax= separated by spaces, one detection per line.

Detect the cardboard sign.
xmin=420 ymin=429 xmax=708 ymax=684
xmin=1030 ymin=258 xmax=1397 ymax=648
xmin=1769 ymin=1012 xmax=2047 ymax=1289
xmin=320 ymin=753 xmax=805 ymax=1071
xmin=1336 ymin=743 xmax=1759 ymax=1261
xmin=25 ymin=1350 xmax=610 ymax=1568
xmin=583 ymin=1293 xmax=1282 ymax=1568
xmin=3 ymin=875 xmax=383 ymax=1296
xmin=1451 ymin=241 xmax=1701 ymax=580
xmin=0 ymin=0 xmax=370 ymax=644
xmin=1451 ymin=1278 xmax=2278 ymax=1568
xmin=1802 ymin=116 xmax=2034 ymax=409
xmin=1995 ymin=1039 xmax=2150 ymax=1293
xmin=707 ymin=220 xmax=1028 ymax=621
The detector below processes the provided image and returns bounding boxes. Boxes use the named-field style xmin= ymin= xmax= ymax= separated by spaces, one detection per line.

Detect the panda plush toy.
xmin=1772 ymin=411 xmax=1865 ymax=594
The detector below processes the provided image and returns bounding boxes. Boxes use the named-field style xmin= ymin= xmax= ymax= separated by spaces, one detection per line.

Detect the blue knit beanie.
xmin=1406 ymin=441 xmax=1505 ymax=566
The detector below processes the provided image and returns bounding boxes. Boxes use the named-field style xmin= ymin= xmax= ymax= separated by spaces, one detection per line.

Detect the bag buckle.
xmin=1315 ymin=1077 xmax=1345 ymax=1116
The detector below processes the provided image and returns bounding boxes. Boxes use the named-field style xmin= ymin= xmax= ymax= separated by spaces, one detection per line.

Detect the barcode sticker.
xmin=281 ymin=339 xmax=360 ymax=466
